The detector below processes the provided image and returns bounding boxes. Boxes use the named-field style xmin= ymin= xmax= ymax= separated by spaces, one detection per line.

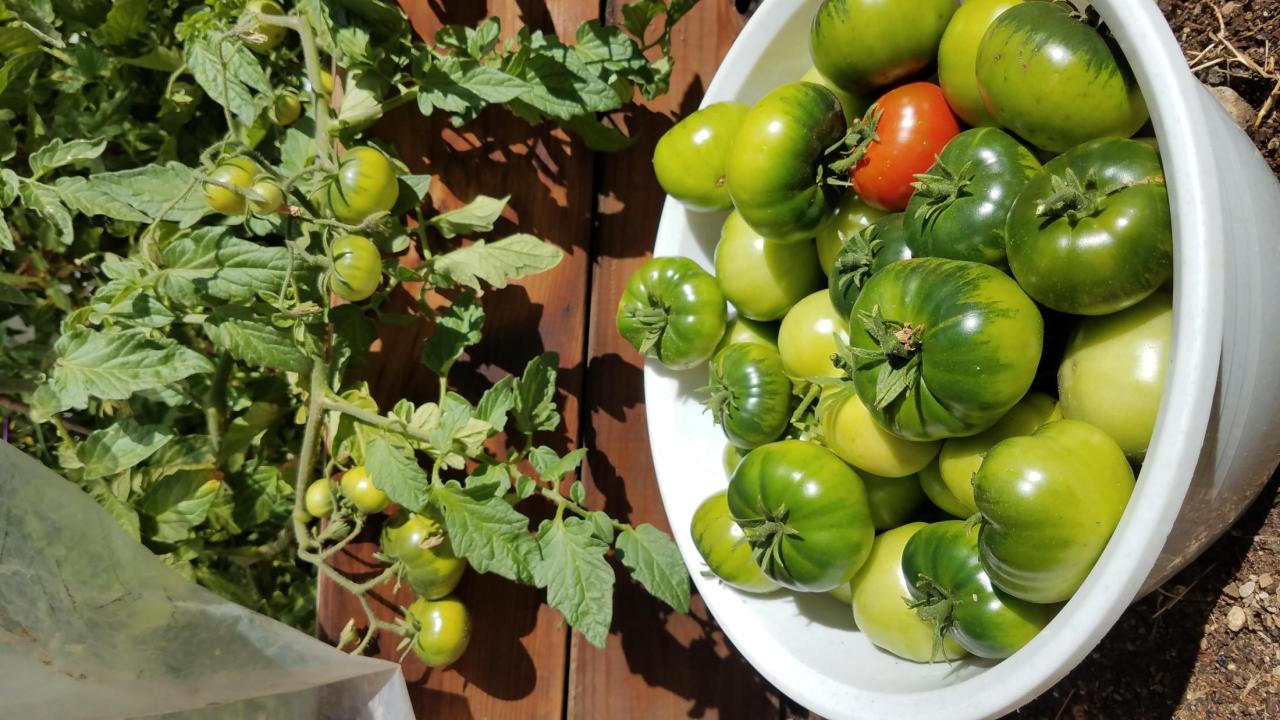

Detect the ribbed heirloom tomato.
xmin=828 ymin=212 xmax=912 ymax=319
xmin=616 ymin=257 xmax=727 ymax=369
xmin=706 ymin=343 xmax=793 ymax=449
xmin=810 ymin=0 xmax=955 ymax=93
xmin=848 ymin=83 xmax=960 ymax=212
xmin=691 ymin=491 xmax=779 ymax=594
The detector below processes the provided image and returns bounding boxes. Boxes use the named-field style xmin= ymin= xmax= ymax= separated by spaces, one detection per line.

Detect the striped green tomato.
xmin=691 ymin=490 xmax=779 ymax=594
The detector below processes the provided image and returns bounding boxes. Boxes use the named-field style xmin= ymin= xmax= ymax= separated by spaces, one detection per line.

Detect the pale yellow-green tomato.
xmin=918 ymin=459 xmax=970 ymax=519
xmin=1059 ymin=292 xmax=1172 ymax=461
xmin=714 ymin=211 xmax=823 ymax=321
xmin=850 ymin=523 xmax=968 ymax=662
xmin=938 ymin=391 xmax=1061 ymax=514
xmin=714 ymin=317 xmax=779 ymax=356
xmin=801 ymin=65 xmax=869 ymax=123
xmin=777 ymin=290 xmax=849 ymax=380
xmin=862 ymin=471 xmax=926 ymax=531
xmin=938 ymin=0 xmax=1024 ymax=126
xmin=815 ymin=194 xmax=887 ymax=277
xmin=820 ymin=389 xmax=940 ymax=477
xmin=690 ymin=490 xmax=779 ymax=594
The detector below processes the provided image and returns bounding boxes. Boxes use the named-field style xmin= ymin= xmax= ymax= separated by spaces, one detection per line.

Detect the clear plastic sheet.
xmin=0 ymin=443 xmax=413 ymax=720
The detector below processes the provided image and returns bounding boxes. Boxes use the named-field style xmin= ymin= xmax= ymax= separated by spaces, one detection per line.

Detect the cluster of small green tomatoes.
xmin=617 ymin=0 xmax=1173 ymax=663
xmin=304 ymin=469 xmax=472 ymax=667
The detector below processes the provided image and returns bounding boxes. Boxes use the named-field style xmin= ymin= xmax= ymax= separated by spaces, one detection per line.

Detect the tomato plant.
xmin=844 ymin=258 xmax=1043 ymax=441
xmin=844 ymin=83 xmax=960 ymax=212
xmin=707 ymin=343 xmax=794 ymax=449
xmin=1 ymin=0 xmax=698 ymax=659
xmin=728 ymin=440 xmax=875 ymax=592
xmin=1007 ymin=138 xmax=1172 ymax=316
xmin=691 ymin=491 xmax=779 ymax=594
xmin=654 ymin=102 xmax=748 ymax=212
xmin=977 ymin=2 xmax=1147 ymax=153
xmin=617 ymin=257 xmax=728 ymax=369
xmin=902 ymin=520 xmax=1055 ymax=659
xmin=975 ymin=420 xmax=1135 ymax=603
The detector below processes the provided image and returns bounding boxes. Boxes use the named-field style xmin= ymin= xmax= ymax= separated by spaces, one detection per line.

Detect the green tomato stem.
xmin=254 ymin=12 xmax=334 ymax=169
xmin=204 ymin=353 xmax=232 ymax=453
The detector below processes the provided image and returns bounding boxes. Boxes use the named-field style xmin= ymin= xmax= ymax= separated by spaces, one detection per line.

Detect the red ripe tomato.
xmin=850 ymin=82 xmax=960 ymax=211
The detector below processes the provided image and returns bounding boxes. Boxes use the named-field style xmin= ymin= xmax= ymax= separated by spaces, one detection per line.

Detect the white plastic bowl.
xmin=644 ymin=1 xmax=1280 ymax=717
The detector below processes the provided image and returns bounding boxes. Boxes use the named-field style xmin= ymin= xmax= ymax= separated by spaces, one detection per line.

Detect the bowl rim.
xmin=644 ymin=0 xmax=1225 ymax=717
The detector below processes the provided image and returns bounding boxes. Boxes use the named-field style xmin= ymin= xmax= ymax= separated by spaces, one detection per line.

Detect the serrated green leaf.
xmin=88 ymin=283 xmax=175 ymax=329
xmin=0 ymin=26 xmax=40 ymax=56
xmin=232 ymin=463 xmax=294 ymax=529
xmin=464 ymin=463 xmax=509 ymax=500
xmin=529 ymin=446 xmax=587 ymax=485
xmin=615 ymin=523 xmax=691 ymax=613
xmin=330 ymin=303 xmax=377 ymax=374
xmin=1 ymin=168 xmax=19 ymax=206
xmin=0 ymin=52 xmax=42 ymax=109
xmin=416 ymin=55 xmax=527 ymax=121
xmin=18 ymin=180 xmax=72 ymax=245
xmin=421 ymin=292 xmax=484 ymax=376
xmin=564 ymin=115 xmax=632 ymax=152
xmin=0 ymin=214 xmax=12 ymax=251
xmin=363 ymin=435 xmax=431 ymax=512
xmin=56 ymin=162 xmax=203 ymax=225
xmin=92 ymin=0 xmax=147 ymax=45
xmin=515 ymin=474 xmax=537 ymax=500
xmin=185 ymin=33 xmax=270 ymax=125
xmin=86 ymin=477 xmax=141 ymax=541
xmin=76 ymin=419 xmax=173 ymax=479
xmin=219 ymin=402 xmax=283 ymax=470
xmin=428 ymin=194 xmax=508 ymax=239
xmin=622 ymin=0 xmax=664 ymax=39
xmin=433 ymin=481 xmax=538 ymax=582
xmin=33 ymin=328 xmax=215 ymax=418
xmin=6 ymin=2 xmax=61 ymax=47
xmin=432 ymin=233 xmax=562 ymax=291
xmin=120 ymin=46 xmax=183 ymax=72
xmin=513 ymin=352 xmax=559 ymax=435
xmin=587 ymin=511 xmax=615 ymax=544
xmin=533 ymin=516 xmax=614 ymax=648
xmin=138 ymin=469 xmax=221 ymax=543
xmin=399 ymin=173 xmax=432 ymax=203
xmin=157 ymin=229 xmax=300 ymax=306
xmin=28 ymin=138 xmax=106 ymax=177
xmin=204 ymin=306 xmax=312 ymax=374
xmin=475 ymin=375 xmax=514 ymax=433
xmin=336 ymin=70 xmax=385 ymax=128
xmin=510 ymin=31 xmax=621 ymax=120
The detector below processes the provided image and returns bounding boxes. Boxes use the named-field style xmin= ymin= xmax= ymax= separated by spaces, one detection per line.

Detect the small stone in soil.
xmin=1221 ymin=1 xmax=1240 ymax=15
xmin=1242 ymin=580 xmax=1257 ymax=598
xmin=1228 ymin=605 xmax=1248 ymax=631
xmin=1260 ymin=572 xmax=1273 ymax=589
xmin=1225 ymin=581 xmax=1241 ymax=598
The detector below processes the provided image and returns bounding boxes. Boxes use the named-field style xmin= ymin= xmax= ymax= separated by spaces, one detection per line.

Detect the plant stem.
xmin=537 ymin=486 xmax=629 ymax=532
xmin=205 ymin=353 xmax=232 ymax=453
xmin=256 ymin=12 xmax=333 ymax=168
xmin=293 ymin=360 xmax=330 ymax=554
xmin=323 ymin=397 xmax=436 ymax=445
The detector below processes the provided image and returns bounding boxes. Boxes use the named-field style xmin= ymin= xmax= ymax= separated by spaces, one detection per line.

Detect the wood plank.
xmin=570 ymin=1 xmax=795 ymax=717
xmin=317 ymin=2 xmax=598 ymax=718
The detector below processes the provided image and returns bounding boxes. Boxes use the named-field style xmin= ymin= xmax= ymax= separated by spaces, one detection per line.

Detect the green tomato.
xmin=816 ymin=194 xmax=887 ymax=278
xmin=919 ymin=459 xmax=970 ymax=519
xmin=800 ymin=66 xmax=869 ymax=123
xmin=1059 ymin=292 xmax=1171 ymax=461
xmin=938 ymin=0 xmax=1023 ymax=126
xmin=203 ymin=157 xmax=260 ymax=215
xmin=976 ymin=1 xmax=1148 ymax=154
xmin=382 ymin=511 xmax=468 ymax=600
xmin=329 ymin=234 xmax=382 ymax=302
xmin=714 ymin=317 xmax=779 ymax=356
xmin=1006 ymin=138 xmax=1171 ymax=316
xmin=810 ymin=0 xmax=956 ymax=93
xmin=271 ymin=91 xmax=302 ymax=126
xmin=828 ymin=212 xmax=912 ymax=320
xmin=248 ymin=180 xmax=284 ymax=215
xmin=830 ymin=579 xmax=853 ymax=607
xmin=937 ymin=392 xmax=1060 ymax=515
xmin=653 ymin=102 xmax=748 ymax=212
xmin=340 ymin=465 xmax=389 ymax=514
xmin=725 ymin=82 xmax=846 ymax=243
xmin=777 ymin=290 xmax=849 ymax=380
xmin=304 ymin=479 xmax=334 ymax=518
xmin=707 ymin=343 xmax=793 ymax=449
xmin=849 ymin=258 xmax=1043 ymax=441
xmin=902 ymin=520 xmax=1055 ymax=659
xmin=691 ymin=490 xmax=779 ymax=594
xmin=975 ymin=419 xmax=1135 ymax=603
xmin=905 ymin=128 xmax=1040 ymax=266
xmin=327 ymin=146 xmax=399 ymax=224
xmin=849 ymin=522 xmax=968 ymax=662
xmin=242 ymin=0 xmax=286 ymax=53
xmin=723 ymin=443 xmax=743 ymax=475
xmin=714 ymin=211 xmax=823 ymax=321
xmin=862 ymin=471 xmax=927 ymax=531
xmin=818 ymin=388 xmax=939 ymax=478
xmin=409 ymin=596 xmax=471 ymax=668
xmin=616 ymin=257 xmax=727 ymax=369
xmin=727 ymin=440 xmax=875 ymax=592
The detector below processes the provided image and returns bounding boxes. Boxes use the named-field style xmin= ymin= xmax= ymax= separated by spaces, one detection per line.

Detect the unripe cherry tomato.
xmin=242 ymin=0 xmax=287 ymax=53
xmin=409 ymin=595 xmax=471 ymax=667
xmin=249 ymin=180 xmax=285 ymax=215
xmin=329 ymin=235 xmax=382 ymax=302
xmin=204 ymin=157 xmax=262 ymax=215
xmin=339 ymin=465 xmax=389 ymax=514
xmin=327 ymin=146 xmax=399 ymax=224
xmin=304 ymin=479 xmax=334 ymax=518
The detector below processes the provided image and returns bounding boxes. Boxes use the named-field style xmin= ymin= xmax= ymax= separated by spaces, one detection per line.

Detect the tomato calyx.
xmin=703 ymin=371 xmax=739 ymax=428
xmin=626 ymin=301 xmax=670 ymax=355
xmin=904 ymin=572 xmax=962 ymax=663
xmin=831 ymin=223 xmax=883 ymax=292
xmin=911 ymin=160 xmax=976 ymax=227
xmin=1034 ymin=168 xmax=1165 ymax=224
xmin=738 ymin=502 xmax=801 ymax=578
xmin=826 ymin=105 xmax=884 ymax=185
xmin=840 ymin=304 xmax=924 ymax=410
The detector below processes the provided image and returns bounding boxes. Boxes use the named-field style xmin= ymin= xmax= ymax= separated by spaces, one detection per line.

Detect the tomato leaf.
xmin=76 ymin=419 xmax=174 ymax=480
xmin=93 ymin=0 xmax=148 ymax=46
xmin=185 ymin=33 xmax=271 ymax=125
xmin=431 ymin=233 xmax=563 ymax=291
xmin=434 ymin=481 xmax=538 ymax=583
xmin=421 ymin=292 xmax=485 ymax=377
xmin=85 ymin=477 xmax=142 ymax=542
xmin=533 ymin=516 xmax=614 ymax=648
xmin=428 ymin=194 xmax=509 ymax=239
xmin=475 ymin=375 xmax=515 ymax=434
xmin=28 ymin=138 xmax=107 ymax=177
xmin=31 ymin=328 xmax=215 ymax=419
xmin=362 ymin=435 xmax=431 ymax=513
xmin=18 ymin=180 xmax=73 ymax=245
xmin=158 ymin=229 xmax=302 ymax=307
xmin=137 ymin=470 xmax=222 ymax=543
xmin=56 ymin=162 xmax=204 ymax=225
xmin=219 ymin=402 xmax=284 ymax=472
xmin=204 ymin=306 xmax=314 ymax=375
xmin=528 ymin=446 xmax=588 ymax=486
xmin=615 ymin=523 xmax=691 ymax=613
xmin=513 ymin=352 xmax=560 ymax=435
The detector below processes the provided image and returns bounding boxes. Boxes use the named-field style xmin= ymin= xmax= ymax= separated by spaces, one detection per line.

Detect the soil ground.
xmin=1014 ymin=2 xmax=1280 ymax=717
